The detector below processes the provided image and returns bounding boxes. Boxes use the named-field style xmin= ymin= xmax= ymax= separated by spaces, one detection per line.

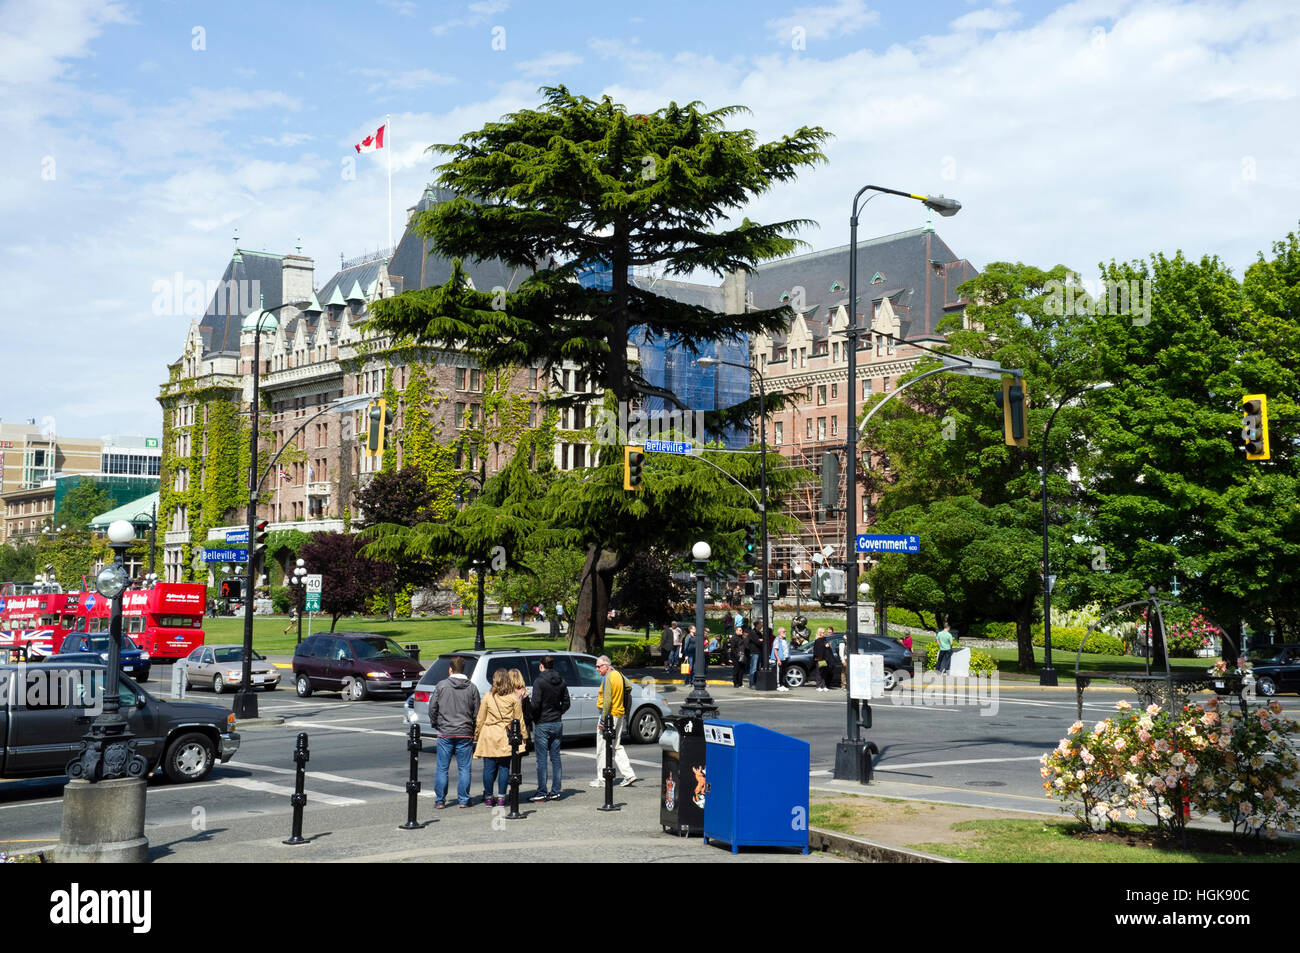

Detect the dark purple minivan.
xmin=292 ymin=632 xmax=424 ymax=701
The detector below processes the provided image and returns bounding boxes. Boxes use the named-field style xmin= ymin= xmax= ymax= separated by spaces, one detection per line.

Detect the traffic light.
xmin=1242 ymin=394 xmax=1270 ymax=460
xmin=743 ymin=524 xmax=759 ymax=566
xmin=820 ymin=451 xmax=840 ymax=510
xmin=623 ymin=445 xmax=645 ymax=491
xmin=219 ymin=579 xmax=242 ymax=600
xmin=995 ymin=376 xmax=1028 ymax=447
xmin=810 ymin=567 xmax=846 ymax=603
xmin=366 ymin=398 xmax=393 ymax=457
xmin=252 ymin=520 xmax=269 ymax=562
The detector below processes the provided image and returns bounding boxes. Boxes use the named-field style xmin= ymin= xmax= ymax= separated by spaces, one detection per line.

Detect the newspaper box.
xmin=702 ymin=720 xmax=810 ymax=854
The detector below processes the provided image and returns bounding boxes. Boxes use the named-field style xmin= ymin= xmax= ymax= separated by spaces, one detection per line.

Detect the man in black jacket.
xmin=745 ymin=624 xmax=764 ymax=689
xmin=529 ymin=656 xmax=571 ymax=801
xmin=728 ymin=625 xmax=747 ymax=687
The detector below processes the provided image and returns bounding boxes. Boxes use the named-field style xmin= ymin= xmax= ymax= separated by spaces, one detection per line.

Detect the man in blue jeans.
xmin=529 ymin=656 xmax=571 ymax=800
xmin=429 ymin=655 xmax=481 ymax=807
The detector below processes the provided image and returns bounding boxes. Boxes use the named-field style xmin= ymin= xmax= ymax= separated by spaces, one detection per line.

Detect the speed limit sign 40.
xmin=305 ymin=574 xmax=322 ymax=612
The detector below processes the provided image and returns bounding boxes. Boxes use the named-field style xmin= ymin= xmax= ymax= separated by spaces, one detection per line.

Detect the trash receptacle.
xmin=702 ymin=720 xmax=810 ymax=854
xmin=404 ymin=644 xmax=420 ymax=662
xmin=659 ymin=715 xmax=706 ymax=836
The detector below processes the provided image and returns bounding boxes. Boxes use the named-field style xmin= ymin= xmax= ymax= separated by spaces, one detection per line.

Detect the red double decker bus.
xmin=74 ymin=583 xmax=207 ymax=661
xmin=0 ymin=590 xmax=79 ymax=658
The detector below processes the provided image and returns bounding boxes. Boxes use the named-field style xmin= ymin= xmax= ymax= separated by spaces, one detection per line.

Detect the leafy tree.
xmin=610 ymin=547 xmax=677 ymax=634
xmin=354 ymin=465 xmax=444 ymax=619
xmin=59 ymin=481 xmax=115 ymax=532
xmin=367 ymin=86 xmax=828 ymax=647
xmin=494 ymin=547 xmax=586 ymax=631
xmin=299 ymin=532 xmax=394 ymax=631
xmin=0 ymin=544 xmax=36 ymax=583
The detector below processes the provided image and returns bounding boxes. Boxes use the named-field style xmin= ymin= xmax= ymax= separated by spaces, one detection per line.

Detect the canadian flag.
xmin=355 ymin=124 xmax=386 ymax=153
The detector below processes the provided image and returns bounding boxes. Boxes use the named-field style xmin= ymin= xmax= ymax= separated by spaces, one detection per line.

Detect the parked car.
xmin=293 ymin=632 xmax=424 ymax=700
xmin=1246 ymin=644 xmax=1300 ymax=697
xmin=404 ymin=649 xmax=672 ymax=744
xmin=54 ymin=632 xmax=151 ymax=682
xmin=782 ymin=634 xmax=913 ymax=690
xmin=182 ymin=644 xmax=281 ymax=693
xmin=0 ymin=662 xmax=239 ymax=783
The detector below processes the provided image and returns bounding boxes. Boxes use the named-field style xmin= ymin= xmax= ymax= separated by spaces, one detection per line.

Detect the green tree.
xmin=367 ymin=87 xmax=828 ymax=648
xmin=0 ymin=543 xmax=36 ymax=583
xmin=59 ymin=481 xmax=115 ymax=532
xmin=354 ymin=466 xmax=443 ymax=620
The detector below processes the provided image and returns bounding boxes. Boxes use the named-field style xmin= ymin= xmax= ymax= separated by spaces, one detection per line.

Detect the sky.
xmin=3 ymin=0 xmax=1298 ymax=439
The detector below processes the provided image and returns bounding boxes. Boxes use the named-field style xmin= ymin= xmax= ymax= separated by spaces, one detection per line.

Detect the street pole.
xmin=755 ymin=370 xmax=775 ymax=691
xmin=475 ymin=563 xmax=485 ymax=652
xmin=679 ymin=541 xmax=719 ymax=719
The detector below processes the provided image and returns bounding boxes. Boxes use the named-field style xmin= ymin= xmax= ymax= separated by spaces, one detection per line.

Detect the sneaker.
xmin=458 ymin=801 xmax=473 ymax=808
xmin=589 ymin=779 xmax=605 ymax=788
xmin=619 ymin=776 xmax=638 ymax=788
xmin=547 ymin=792 xmax=563 ymax=801
xmin=530 ymin=792 xmax=549 ymax=803
xmin=434 ymin=800 xmax=447 ymax=810
xmin=777 ymin=686 xmax=789 ymax=692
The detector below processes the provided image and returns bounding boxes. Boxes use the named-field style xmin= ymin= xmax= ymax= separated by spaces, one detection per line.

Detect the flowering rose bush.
xmin=1041 ymin=698 xmax=1300 ymax=840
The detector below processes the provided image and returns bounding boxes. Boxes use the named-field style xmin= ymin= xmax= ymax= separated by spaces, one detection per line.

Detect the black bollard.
xmin=506 ymin=718 xmax=523 ymax=819
xmin=400 ymin=722 xmax=422 ymax=830
xmin=597 ymin=719 xmax=620 ymax=812
xmin=284 ymin=731 xmax=309 ymax=845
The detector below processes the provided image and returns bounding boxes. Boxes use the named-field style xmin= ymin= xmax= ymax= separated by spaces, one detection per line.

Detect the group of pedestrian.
xmin=426 ymin=653 xmax=637 ymax=808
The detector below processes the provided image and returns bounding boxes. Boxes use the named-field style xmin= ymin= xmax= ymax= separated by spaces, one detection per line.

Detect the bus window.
xmin=40 ymin=615 xmax=56 ymax=627
xmin=127 ymin=617 xmax=145 ymax=634
xmin=61 ymin=614 xmax=77 ymax=629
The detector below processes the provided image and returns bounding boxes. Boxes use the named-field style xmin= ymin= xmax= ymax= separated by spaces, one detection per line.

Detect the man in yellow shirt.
xmin=591 ymin=655 xmax=637 ymax=788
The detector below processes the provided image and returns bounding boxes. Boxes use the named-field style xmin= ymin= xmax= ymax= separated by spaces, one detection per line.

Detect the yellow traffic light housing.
xmin=1243 ymin=394 xmax=1270 ymax=460
xmin=995 ymin=376 xmax=1028 ymax=447
xmin=365 ymin=398 xmax=392 ymax=457
xmin=623 ymin=445 xmax=645 ymax=491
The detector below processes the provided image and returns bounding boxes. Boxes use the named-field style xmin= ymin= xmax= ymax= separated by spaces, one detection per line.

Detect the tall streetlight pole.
xmin=835 ymin=185 xmax=960 ymax=783
xmin=1039 ymin=381 xmax=1113 ymax=686
xmin=678 ymin=540 xmax=719 ymax=719
xmin=234 ymin=296 xmax=309 ymax=721
xmin=454 ymin=473 xmax=487 ymax=650
xmin=699 ymin=355 xmax=775 ymax=690
xmin=290 ymin=558 xmax=307 ymax=645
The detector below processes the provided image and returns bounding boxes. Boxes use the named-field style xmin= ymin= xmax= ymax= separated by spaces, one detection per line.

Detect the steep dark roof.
xmin=631 ymin=274 xmax=725 ymax=312
xmin=199 ymin=250 xmax=285 ymax=357
xmin=387 ymin=186 xmax=529 ymax=293
xmin=316 ymin=259 xmax=386 ymax=307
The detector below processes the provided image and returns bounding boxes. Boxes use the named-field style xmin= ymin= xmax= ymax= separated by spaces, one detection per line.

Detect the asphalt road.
xmin=3 ymin=665 xmax=1296 ymax=860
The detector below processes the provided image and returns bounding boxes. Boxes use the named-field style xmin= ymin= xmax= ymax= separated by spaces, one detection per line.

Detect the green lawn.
xmin=195 ymin=615 xmax=641 ymax=658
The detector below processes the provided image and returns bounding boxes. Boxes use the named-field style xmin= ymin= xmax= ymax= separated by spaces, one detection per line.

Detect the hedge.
xmin=922 ymin=641 xmax=998 ymax=676
xmin=1030 ymin=624 xmax=1125 ymax=656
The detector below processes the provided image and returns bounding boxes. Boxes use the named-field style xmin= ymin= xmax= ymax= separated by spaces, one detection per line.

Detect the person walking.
xmin=590 ymin=656 xmax=637 ymax=787
xmin=728 ymin=625 xmax=747 ymax=688
xmin=812 ymin=628 xmax=831 ymax=691
xmin=473 ymin=669 xmax=529 ymax=807
xmin=771 ymin=626 xmax=790 ymax=691
xmin=282 ymin=604 xmax=299 ymax=635
xmin=429 ymin=655 xmax=482 ymax=808
xmin=838 ymin=635 xmax=848 ymax=691
xmin=660 ymin=623 xmax=675 ymax=674
xmin=901 ymin=632 xmax=913 ymax=653
xmin=689 ymin=624 xmax=707 ymax=675
xmin=529 ymin=656 xmax=570 ymax=802
xmin=682 ymin=626 xmax=696 ymax=684
xmin=672 ymin=623 xmax=683 ymax=672
xmin=936 ymin=621 xmax=954 ymax=674
xmin=745 ymin=623 xmax=764 ymax=689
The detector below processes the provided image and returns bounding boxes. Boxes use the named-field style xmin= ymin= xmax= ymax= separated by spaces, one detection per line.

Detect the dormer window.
xmin=830 ymin=281 xmax=844 ymax=292
xmin=871 ymin=272 xmax=885 ymax=284
xmin=779 ymin=292 xmax=791 ymax=303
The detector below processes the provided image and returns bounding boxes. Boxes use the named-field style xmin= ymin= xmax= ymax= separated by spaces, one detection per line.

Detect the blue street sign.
xmin=855 ymin=534 xmax=920 ymax=554
xmin=643 ymin=440 xmax=691 ymax=455
xmin=226 ymin=529 xmax=249 ymax=544
xmin=202 ymin=548 xmax=247 ymax=563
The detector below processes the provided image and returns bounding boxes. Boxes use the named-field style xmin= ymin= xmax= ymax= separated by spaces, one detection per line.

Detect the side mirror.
xmin=136 ymin=695 xmax=147 ymax=708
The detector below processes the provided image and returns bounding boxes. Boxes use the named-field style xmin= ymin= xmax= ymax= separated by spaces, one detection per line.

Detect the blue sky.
xmin=2 ymin=0 xmax=1298 ymax=439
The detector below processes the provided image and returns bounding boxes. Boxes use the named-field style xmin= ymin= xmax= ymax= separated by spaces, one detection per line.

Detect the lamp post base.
xmin=831 ymin=740 xmax=877 ymax=784
xmin=753 ymin=669 xmax=778 ymax=692
xmin=1039 ymin=665 xmax=1058 ymax=687
xmin=233 ymin=691 xmax=259 ymax=720
xmin=55 ymin=777 xmax=149 ymax=863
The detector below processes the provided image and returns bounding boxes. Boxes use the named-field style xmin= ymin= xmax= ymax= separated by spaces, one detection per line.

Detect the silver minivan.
xmin=403 ymin=649 xmax=671 ymax=744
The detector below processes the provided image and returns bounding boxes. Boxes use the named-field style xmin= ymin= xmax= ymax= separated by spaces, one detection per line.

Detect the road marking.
xmin=284 ymin=720 xmax=408 ymax=738
xmin=287 ymin=714 xmax=404 ymax=725
xmin=560 ymin=750 xmax=662 ymax=771
xmin=873 ymin=755 xmax=1047 ymax=771
xmin=215 ymin=777 xmax=365 ymax=806
xmin=231 ymin=761 xmax=434 ymax=796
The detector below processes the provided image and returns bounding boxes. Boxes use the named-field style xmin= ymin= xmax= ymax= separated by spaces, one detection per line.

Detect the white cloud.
xmin=516 ymin=51 xmax=583 ymax=79
xmin=352 ymin=67 xmax=457 ymax=92
xmin=0 ymin=0 xmax=131 ymax=86
xmin=950 ymin=7 xmax=1022 ymax=31
xmin=431 ymin=0 xmax=509 ymax=35
xmin=765 ymin=0 xmax=880 ymax=43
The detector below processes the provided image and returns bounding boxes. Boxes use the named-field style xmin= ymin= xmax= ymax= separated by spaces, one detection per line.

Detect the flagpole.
xmin=386 ymin=113 xmax=392 ymax=252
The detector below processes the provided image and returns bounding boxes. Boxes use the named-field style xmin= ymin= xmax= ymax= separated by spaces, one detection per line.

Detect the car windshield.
xmin=350 ymin=638 xmax=409 ymax=661
xmin=1248 ymin=647 xmax=1293 ymax=665
xmin=77 ymin=635 xmax=140 ymax=653
xmin=214 ymin=647 xmax=265 ymax=663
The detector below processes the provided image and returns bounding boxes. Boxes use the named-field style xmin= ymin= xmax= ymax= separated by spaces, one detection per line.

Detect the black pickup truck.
xmin=0 ymin=662 xmax=240 ymax=783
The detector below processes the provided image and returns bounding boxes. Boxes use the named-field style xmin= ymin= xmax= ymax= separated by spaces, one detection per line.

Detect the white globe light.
xmin=691 ymin=541 xmax=711 ymax=561
xmin=95 ymin=563 xmax=130 ymax=599
xmin=107 ymin=519 xmax=135 ymax=545
xmin=296 ymin=558 xmax=305 ymax=568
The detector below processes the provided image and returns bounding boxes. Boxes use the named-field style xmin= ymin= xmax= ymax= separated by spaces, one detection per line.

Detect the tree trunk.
xmin=1016 ymin=602 xmax=1035 ymax=673
xmin=570 ymin=543 xmax=625 ymax=654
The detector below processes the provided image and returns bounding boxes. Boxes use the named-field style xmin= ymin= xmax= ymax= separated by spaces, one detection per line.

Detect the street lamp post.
xmin=454 ymin=472 xmax=487 ymax=651
xmin=1039 ymin=381 xmax=1113 ymax=686
xmin=290 ymin=558 xmax=307 ymax=645
xmin=678 ymin=541 xmax=719 ymax=719
xmin=699 ymin=355 xmax=775 ymax=691
xmin=235 ymin=297 xmax=309 ymax=721
xmin=836 ymin=185 xmax=960 ymax=784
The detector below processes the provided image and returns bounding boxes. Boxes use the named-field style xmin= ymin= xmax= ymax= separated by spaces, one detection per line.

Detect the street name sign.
xmin=226 ymin=529 xmax=249 ymax=544
xmin=643 ymin=440 xmax=691 ymax=455
xmin=202 ymin=548 xmax=246 ymax=563
xmin=855 ymin=534 xmax=920 ymax=554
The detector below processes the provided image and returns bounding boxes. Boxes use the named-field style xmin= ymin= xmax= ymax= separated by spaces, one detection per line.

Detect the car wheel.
xmin=163 ymin=732 xmax=215 ymax=783
xmin=882 ymin=669 xmax=897 ymax=691
xmin=783 ymin=665 xmax=807 ymax=689
xmin=213 ymin=675 xmax=225 ymax=694
xmin=264 ymin=681 xmax=278 ymax=691
xmin=1257 ymin=676 xmax=1277 ymax=698
xmin=343 ymin=676 xmax=368 ymax=701
xmin=136 ymin=668 xmax=150 ymax=683
xmin=296 ymin=674 xmax=313 ymax=697
xmin=629 ymin=707 xmax=663 ymax=744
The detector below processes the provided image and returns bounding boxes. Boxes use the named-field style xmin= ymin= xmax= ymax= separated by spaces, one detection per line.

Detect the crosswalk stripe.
xmin=284 ymin=720 xmax=408 ymax=738
xmin=233 ymin=761 xmax=433 ymax=796
xmin=215 ymin=777 xmax=365 ymax=806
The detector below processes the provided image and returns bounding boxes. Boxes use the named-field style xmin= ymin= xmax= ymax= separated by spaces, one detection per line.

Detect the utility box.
xmin=949 ymin=647 xmax=971 ymax=678
xmin=702 ymin=720 xmax=810 ymax=855
xmin=660 ymin=715 xmax=706 ymax=836
xmin=170 ymin=660 xmax=188 ymax=699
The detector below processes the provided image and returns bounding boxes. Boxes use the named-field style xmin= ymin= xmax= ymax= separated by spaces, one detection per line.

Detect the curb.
xmin=808 ymin=827 xmax=959 ymax=863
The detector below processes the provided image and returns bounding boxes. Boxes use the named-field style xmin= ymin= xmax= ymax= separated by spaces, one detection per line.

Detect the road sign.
xmin=202 ymin=548 xmax=247 ymax=563
xmin=855 ymin=534 xmax=920 ymax=554
xmin=643 ymin=440 xmax=691 ymax=455
xmin=305 ymin=574 xmax=322 ymax=612
xmin=226 ymin=529 xmax=249 ymax=544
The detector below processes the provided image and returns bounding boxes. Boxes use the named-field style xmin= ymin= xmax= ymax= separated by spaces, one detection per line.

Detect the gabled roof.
xmin=387 ymin=185 xmax=529 ymax=293
xmin=199 ymin=249 xmax=285 ymax=357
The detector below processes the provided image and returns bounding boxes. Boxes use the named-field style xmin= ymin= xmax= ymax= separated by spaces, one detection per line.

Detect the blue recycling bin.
xmin=702 ymin=720 xmax=810 ymax=854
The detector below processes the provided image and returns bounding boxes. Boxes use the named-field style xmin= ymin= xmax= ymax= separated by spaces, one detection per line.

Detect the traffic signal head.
xmin=1242 ymin=394 xmax=1270 ymax=460
xmin=252 ymin=519 xmax=270 ymax=561
xmin=995 ymin=376 xmax=1028 ymax=447
xmin=623 ymin=445 xmax=645 ymax=491
xmin=743 ymin=524 xmax=759 ymax=566
xmin=366 ymin=399 xmax=390 ymax=456
xmin=820 ymin=451 xmax=840 ymax=510
xmin=220 ymin=579 xmax=242 ymax=600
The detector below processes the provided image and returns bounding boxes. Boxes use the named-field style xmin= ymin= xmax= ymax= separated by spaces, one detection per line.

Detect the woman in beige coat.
xmin=474 ymin=669 xmax=529 ymax=806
